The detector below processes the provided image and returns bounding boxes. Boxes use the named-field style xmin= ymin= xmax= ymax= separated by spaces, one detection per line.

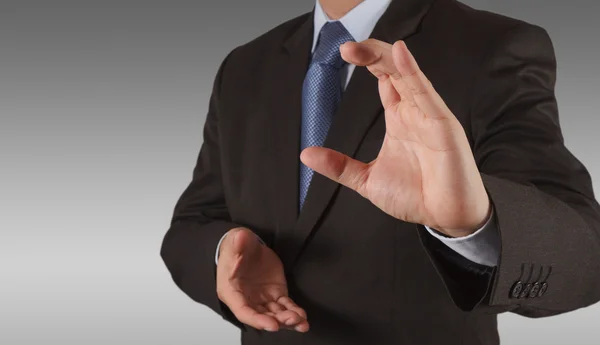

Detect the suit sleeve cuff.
xmin=424 ymin=207 xmax=500 ymax=267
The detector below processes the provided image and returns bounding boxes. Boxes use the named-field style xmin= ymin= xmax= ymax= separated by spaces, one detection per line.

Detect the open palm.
xmin=301 ymin=40 xmax=490 ymax=237
xmin=217 ymin=228 xmax=309 ymax=332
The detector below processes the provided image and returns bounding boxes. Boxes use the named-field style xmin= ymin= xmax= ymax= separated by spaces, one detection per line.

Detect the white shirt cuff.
xmin=215 ymin=232 xmax=229 ymax=265
xmin=424 ymin=208 xmax=500 ymax=267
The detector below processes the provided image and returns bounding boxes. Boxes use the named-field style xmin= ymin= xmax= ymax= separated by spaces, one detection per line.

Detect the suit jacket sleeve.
xmin=160 ymin=49 xmax=246 ymax=330
xmin=418 ymin=23 xmax=600 ymax=317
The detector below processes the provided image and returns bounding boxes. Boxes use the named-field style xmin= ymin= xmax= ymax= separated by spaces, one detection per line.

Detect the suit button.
xmin=529 ymin=283 xmax=541 ymax=298
xmin=510 ymin=281 xmax=523 ymax=298
xmin=538 ymin=282 xmax=548 ymax=297
xmin=519 ymin=283 xmax=533 ymax=299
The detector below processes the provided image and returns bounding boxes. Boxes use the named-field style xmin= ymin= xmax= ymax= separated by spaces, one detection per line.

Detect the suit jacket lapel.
xmin=269 ymin=13 xmax=313 ymax=260
xmin=284 ymin=63 xmax=381 ymax=266
xmin=283 ymin=0 xmax=437 ymax=266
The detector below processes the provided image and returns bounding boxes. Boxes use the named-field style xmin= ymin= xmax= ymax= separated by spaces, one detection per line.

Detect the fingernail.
xmin=265 ymin=328 xmax=276 ymax=332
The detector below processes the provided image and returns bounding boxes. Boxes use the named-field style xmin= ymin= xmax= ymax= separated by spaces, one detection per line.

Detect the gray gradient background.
xmin=1 ymin=1 xmax=599 ymax=344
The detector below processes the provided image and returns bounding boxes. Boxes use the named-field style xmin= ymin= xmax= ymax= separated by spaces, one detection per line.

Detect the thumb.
xmin=300 ymin=147 xmax=370 ymax=196
xmin=222 ymin=227 xmax=259 ymax=258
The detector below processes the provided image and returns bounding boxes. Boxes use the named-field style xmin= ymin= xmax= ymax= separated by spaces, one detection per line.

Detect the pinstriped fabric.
xmin=299 ymin=21 xmax=355 ymax=210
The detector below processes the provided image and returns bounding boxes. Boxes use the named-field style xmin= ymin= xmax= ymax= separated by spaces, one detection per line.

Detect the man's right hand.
xmin=216 ymin=227 xmax=309 ymax=333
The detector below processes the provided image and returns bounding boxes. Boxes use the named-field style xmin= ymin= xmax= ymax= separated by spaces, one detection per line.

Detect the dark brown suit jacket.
xmin=160 ymin=0 xmax=600 ymax=344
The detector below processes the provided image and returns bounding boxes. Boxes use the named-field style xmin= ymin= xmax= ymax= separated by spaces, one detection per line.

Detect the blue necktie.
xmin=299 ymin=21 xmax=355 ymax=210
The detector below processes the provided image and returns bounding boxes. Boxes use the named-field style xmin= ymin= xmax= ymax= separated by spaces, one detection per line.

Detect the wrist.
xmin=443 ymin=198 xmax=492 ymax=238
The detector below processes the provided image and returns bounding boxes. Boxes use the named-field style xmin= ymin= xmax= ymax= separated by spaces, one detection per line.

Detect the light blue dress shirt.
xmin=216 ymin=0 xmax=501 ymax=267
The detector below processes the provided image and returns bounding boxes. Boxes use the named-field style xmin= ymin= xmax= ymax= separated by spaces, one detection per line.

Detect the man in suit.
xmin=160 ymin=0 xmax=600 ymax=344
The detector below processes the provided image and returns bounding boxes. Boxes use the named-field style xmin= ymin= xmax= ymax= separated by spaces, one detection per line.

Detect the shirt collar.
xmin=312 ymin=0 xmax=392 ymax=53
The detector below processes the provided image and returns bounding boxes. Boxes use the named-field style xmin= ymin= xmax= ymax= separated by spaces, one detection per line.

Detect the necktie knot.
xmin=311 ymin=21 xmax=355 ymax=69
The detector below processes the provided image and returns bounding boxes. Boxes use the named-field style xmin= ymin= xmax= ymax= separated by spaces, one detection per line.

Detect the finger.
xmin=293 ymin=320 xmax=310 ymax=333
xmin=341 ymin=40 xmax=413 ymax=104
xmin=340 ymin=40 xmax=398 ymax=79
xmin=221 ymin=229 xmax=259 ymax=270
xmin=281 ymin=319 xmax=310 ymax=332
xmin=265 ymin=301 xmax=285 ymax=314
xmin=273 ymin=310 xmax=305 ymax=327
xmin=220 ymin=229 xmax=261 ymax=279
xmin=226 ymin=291 xmax=279 ymax=331
xmin=300 ymin=147 xmax=370 ymax=196
xmin=255 ymin=305 xmax=276 ymax=317
xmin=264 ymin=300 xmax=306 ymax=329
xmin=391 ymin=41 xmax=430 ymax=96
xmin=277 ymin=296 xmax=308 ymax=320
xmin=378 ymin=77 xmax=401 ymax=110
xmin=237 ymin=306 xmax=280 ymax=332
xmin=230 ymin=228 xmax=260 ymax=256
xmin=220 ymin=228 xmax=242 ymax=257
xmin=391 ymin=41 xmax=450 ymax=119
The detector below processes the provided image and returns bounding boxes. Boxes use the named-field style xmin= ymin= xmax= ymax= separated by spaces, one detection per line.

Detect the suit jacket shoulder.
xmin=445 ymin=0 xmax=545 ymax=35
xmin=219 ymin=12 xmax=311 ymax=87
xmin=423 ymin=0 xmax=552 ymax=69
